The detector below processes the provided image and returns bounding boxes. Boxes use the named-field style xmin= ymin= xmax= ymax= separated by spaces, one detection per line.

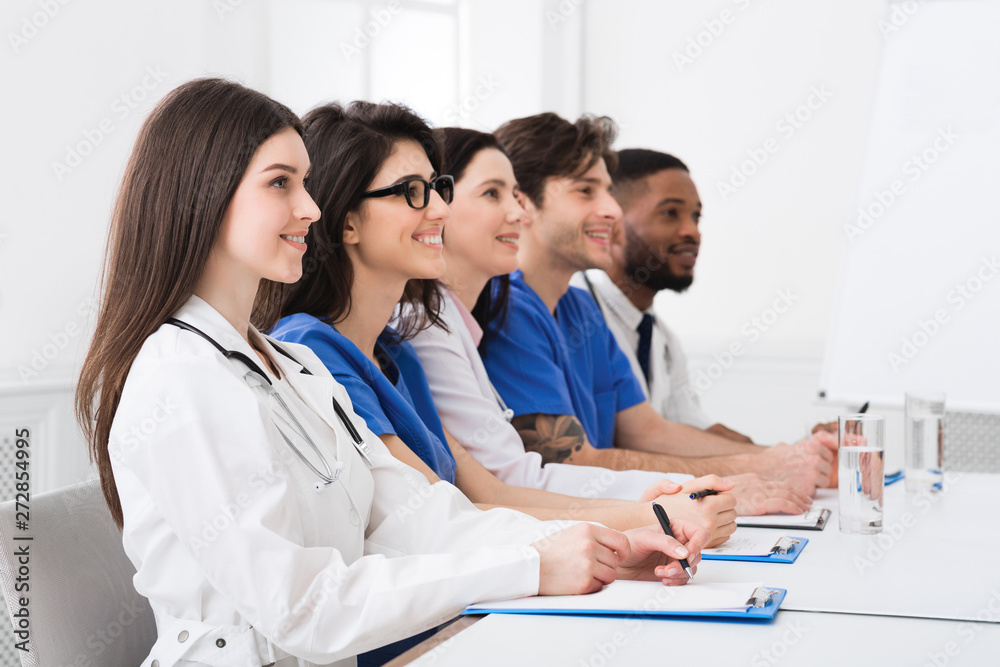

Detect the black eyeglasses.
xmin=360 ymin=175 xmax=455 ymax=210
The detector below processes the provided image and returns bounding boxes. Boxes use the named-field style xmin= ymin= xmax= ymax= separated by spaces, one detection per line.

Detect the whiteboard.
xmin=820 ymin=0 xmax=1000 ymax=412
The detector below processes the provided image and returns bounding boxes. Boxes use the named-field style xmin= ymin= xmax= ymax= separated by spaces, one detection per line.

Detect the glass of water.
xmin=838 ymin=414 xmax=885 ymax=534
xmin=905 ymin=392 xmax=945 ymax=494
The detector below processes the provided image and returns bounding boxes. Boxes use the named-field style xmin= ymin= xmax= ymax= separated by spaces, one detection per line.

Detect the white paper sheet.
xmin=736 ymin=508 xmax=829 ymax=528
xmin=703 ymin=535 xmax=783 ymax=557
xmin=468 ymin=580 xmax=762 ymax=614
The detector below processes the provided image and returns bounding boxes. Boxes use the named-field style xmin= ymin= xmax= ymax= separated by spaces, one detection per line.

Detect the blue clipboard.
xmin=702 ymin=537 xmax=808 ymax=564
xmin=463 ymin=587 xmax=787 ymax=621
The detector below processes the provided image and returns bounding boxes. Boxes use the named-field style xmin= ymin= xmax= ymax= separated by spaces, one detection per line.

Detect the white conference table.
xmin=706 ymin=471 xmax=1000 ymax=622
xmin=401 ymin=611 xmax=1000 ymax=666
xmin=395 ymin=472 xmax=1000 ymax=666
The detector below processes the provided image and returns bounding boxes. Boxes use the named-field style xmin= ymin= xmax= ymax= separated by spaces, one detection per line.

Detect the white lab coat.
xmin=110 ymin=296 xmax=559 ymax=667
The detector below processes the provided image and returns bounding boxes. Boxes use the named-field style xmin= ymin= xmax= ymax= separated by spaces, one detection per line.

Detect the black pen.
xmin=858 ymin=401 xmax=870 ymax=414
xmin=689 ymin=489 xmax=720 ymax=500
xmin=651 ymin=502 xmax=694 ymax=579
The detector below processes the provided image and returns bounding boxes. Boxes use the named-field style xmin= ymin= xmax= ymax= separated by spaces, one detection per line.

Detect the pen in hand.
xmin=651 ymin=502 xmax=694 ymax=580
xmin=689 ymin=489 xmax=720 ymax=500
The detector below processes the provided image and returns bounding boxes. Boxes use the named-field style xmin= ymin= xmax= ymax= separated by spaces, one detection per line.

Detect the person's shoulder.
xmin=376 ymin=326 xmax=416 ymax=365
xmin=561 ymin=284 xmax=606 ymax=320
xmin=272 ymin=312 xmax=333 ymax=342
xmin=504 ymin=275 xmax=552 ymax=322
xmin=274 ymin=313 xmax=369 ymax=375
xmin=130 ymin=320 xmax=224 ymax=378
xmin=118 ymin=324 xmax=253 ymax=423
xmin=274 ymin=313 xmax=350 ymax=353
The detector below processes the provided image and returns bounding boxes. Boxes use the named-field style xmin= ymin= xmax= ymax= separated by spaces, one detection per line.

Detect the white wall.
xmin=1 ymin=0 xmax=922 ymax=491
xmin=581 ymin=0 xmax=899 ymax=444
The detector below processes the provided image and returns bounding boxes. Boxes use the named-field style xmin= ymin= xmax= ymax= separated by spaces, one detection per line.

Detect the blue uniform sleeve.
xmin=481 ymin=296 xmax=578 ymax=420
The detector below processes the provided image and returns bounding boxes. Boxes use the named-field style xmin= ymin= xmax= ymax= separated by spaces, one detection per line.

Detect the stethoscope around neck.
xmin=166 ymin=318 xmax=371 ymax=491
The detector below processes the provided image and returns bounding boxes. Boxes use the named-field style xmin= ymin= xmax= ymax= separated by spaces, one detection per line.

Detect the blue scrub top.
xmin=481 ymin=271 xmax=645 ymax=449
xmin=273 ymin=313 xmax=457 ymax=484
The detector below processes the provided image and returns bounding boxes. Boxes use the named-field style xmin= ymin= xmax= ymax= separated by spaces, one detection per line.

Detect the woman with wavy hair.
xmin=77 ymin=79 xmax=705 ymax=667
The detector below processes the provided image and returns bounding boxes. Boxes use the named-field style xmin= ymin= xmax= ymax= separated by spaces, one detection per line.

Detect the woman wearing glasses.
xmin=76 ymin=81 xmax=705 ymax=667
xmin=271 ymin=101 xmax=720 ymax=534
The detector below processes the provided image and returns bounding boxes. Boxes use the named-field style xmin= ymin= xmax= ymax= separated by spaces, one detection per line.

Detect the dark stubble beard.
xmin=622 ymin=226 xmax=694 ymax=293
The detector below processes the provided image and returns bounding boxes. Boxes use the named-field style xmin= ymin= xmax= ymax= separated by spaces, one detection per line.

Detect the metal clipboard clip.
xmin=747 ymin=586 xmax=779 ymax=608
xmin=770 ymin=537 xmax=801 ymax=555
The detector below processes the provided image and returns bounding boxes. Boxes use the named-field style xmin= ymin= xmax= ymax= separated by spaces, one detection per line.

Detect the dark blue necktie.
xmin=636 ymin=313 xmax=654 ymax=383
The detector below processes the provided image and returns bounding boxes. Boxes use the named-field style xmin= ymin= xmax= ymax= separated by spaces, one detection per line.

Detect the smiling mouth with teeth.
xmin=415 ymin=235 xmax=443 ymax=245
xmin=497 ymin=236 xmax=519 ymax=245
xmin=281 ymin=234 xmax=306 ymax=243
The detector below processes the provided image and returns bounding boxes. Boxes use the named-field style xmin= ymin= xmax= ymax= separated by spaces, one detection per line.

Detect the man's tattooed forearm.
xmin=512 ymin=413 xmax=587 ymax=464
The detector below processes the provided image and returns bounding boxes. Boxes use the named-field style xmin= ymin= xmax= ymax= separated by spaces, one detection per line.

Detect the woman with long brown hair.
xmin=76 ymin=79 xmax=707 ymax=667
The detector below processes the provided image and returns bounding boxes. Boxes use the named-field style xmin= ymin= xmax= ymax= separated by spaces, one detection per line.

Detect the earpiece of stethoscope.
xmin=490 ymin=380 xmax=515 ymax=423
xmin=315 ymin=461 xmax=346 ymax=493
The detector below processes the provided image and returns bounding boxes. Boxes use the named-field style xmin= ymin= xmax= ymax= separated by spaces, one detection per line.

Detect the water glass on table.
xmin=905 ymin=392 xmax=945 ymax=494
xmin=838 ymin=414 xmax=885 ymax=535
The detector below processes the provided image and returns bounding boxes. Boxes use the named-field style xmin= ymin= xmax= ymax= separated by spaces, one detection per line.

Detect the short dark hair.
xmin=611 ymin=149 xmax=689 ymax=210
xmin=494 ymin=113 xmax=618 ymax=207
xmin=438 ymin=127 xmax=513 ymax=356
xmin=273 ymin=101 xmax=446 ymax=341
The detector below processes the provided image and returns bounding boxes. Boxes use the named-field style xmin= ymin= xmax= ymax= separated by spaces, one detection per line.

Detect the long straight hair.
xmin=75 ymin=78 xmax=302 ymax=527
xmin=437 ymin=127 xmax=511 ymax=357
xmin=267 ymin=101 xmax=446 ymax=340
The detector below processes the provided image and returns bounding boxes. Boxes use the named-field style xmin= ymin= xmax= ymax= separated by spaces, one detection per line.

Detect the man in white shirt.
xmin=572 ymin=149 xmax=753 ymax=443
